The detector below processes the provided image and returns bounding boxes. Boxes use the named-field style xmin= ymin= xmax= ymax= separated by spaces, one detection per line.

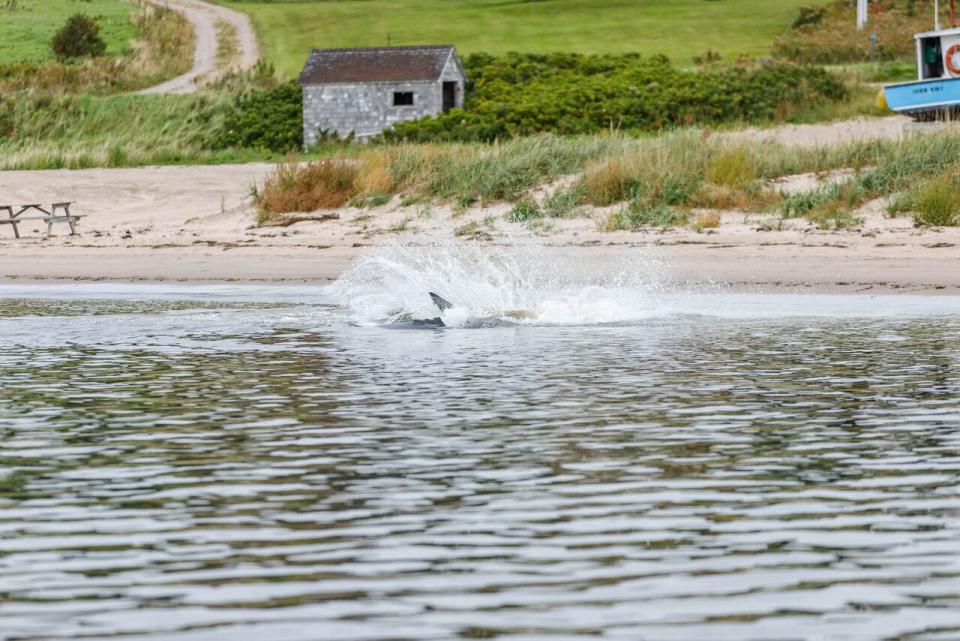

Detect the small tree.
xmin=51 ymin=14 xmax=107 ymax=61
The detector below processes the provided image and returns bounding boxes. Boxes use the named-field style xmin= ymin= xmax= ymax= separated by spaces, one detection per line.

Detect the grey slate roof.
xmin=299 ymin=45 xmax=458 ymax=84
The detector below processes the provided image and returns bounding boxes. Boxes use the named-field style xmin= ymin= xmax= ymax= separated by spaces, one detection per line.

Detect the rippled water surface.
xmin=1 ymin=284 xmax=960 ymax=641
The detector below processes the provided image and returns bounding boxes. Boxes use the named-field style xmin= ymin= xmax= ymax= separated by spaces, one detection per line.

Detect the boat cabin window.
xmin=921 ymin=37 xmax=944 ymax=79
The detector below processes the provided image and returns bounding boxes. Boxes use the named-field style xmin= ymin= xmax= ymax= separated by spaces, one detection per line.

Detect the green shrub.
xmin=913 ymin=173 xmax=960 ymax=226
xmin=508 ymin=199 xmax=542 ymax=222
xmin=543 ymin=186 xmax=585 ymax=218
xmin=780 ymin=186 xmax=838 ymax=218
xmin=455 ymin=219 xmax=493 ymax=241
xmin=806 ymin=200 xmax=863 ymax=230
xmin=213 ymin=80 xmax=303 ymax=153
xmin=604 ymin=201 xmax=689 ymax=230
xmin=791 ymin=5 xmax=826 ymax=30
xmin=253 ymin=159 xmax=358 ymax=221
xmin=51 ymin=14 xmax=107 ymax=61
xmin=781 ymin=179 xmax=868 ymax=223
xmin=774 ymin=0 xmax=938 ymax=64
xmin=384 ymin=53 xmax=847 ymax=143
xmin=706 ymin=148 xmax=757 ymax=188
xmin=886 ymin=190 xmax=915 ymax=217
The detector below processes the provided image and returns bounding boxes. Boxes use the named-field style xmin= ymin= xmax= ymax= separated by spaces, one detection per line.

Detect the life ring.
xmin=947 ymin=45 xmax=960 ymax=76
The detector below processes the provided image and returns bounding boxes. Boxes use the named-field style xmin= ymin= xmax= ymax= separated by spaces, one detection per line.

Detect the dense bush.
xmin=213 ymin=80 xmax=303 ymax=152
xmin=51 ymin=14 xmax=107 ymax=61
xmin=383 ymin=53 xmax=848 ymax=143
xmin=903 ymin=172 xmax=960 ymax=226
xmin=253 ymin=159 xmax=358 ymax=220
xmin=791 ymin=5 xmax=827 ymax=30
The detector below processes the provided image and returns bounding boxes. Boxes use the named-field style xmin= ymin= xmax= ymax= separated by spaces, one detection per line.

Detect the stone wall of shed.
xmin=303 ymin=80 xmax=441 ymax=147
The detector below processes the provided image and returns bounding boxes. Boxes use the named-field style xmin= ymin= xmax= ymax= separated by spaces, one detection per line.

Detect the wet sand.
xmin=2 ymin=243 xmax=959 ymax=295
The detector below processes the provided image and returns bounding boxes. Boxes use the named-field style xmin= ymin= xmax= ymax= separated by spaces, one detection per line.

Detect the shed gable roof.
xmin=300 ymin=45 xmax=460 ymax=84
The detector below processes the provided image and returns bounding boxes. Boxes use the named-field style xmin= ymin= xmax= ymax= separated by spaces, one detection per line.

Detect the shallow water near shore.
xmin=1 ymin=282 xmax=960 ymax=641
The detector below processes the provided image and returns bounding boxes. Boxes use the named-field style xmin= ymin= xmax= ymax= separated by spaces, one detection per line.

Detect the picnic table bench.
xmin=0 ymin=202 xmax=82 ymax=238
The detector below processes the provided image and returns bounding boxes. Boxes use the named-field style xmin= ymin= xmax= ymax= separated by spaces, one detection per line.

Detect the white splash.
xmin=327 ymin=241 xmax=671 ymax=327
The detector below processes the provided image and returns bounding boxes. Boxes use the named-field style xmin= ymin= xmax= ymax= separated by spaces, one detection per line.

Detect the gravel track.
xmin=140 ymin=0 xmax=259 ymax=94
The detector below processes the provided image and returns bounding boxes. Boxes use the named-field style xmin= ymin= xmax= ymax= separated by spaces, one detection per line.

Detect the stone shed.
xmin=299 ymin=45 xmax=467 ymax=146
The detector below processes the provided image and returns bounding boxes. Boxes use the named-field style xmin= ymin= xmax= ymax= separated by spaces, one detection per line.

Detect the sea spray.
xmin=328 ymin=239 xmax=671 ymax=327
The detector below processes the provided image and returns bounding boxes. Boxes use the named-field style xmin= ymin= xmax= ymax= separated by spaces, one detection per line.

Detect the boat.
xmin=883 ymin=2 xmax=960 ymax=119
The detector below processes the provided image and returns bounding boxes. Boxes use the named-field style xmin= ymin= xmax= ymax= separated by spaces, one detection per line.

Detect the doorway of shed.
xmin=443 ymin=82 xmax=457 ymax=112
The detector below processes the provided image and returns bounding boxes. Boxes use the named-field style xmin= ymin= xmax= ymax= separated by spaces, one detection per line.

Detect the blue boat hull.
xmin=884 ymin=77 xmax=960 ymax=117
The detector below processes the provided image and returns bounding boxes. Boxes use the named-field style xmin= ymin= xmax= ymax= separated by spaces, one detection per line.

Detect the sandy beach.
xmin=2 ymin=118 xmax=959 ymax=293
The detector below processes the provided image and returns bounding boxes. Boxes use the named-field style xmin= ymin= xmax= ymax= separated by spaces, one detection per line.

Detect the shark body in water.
xmin=405 ymin=293 xmax=452 ymax=328
xmin=395 ymin=292 xmax=534 ymax=328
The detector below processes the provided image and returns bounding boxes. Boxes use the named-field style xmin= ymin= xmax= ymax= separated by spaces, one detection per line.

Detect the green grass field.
xmin=0 ymin=0 xmax=137 ymax=63
xmin=217 ymin=0 xmax=829 ymax=77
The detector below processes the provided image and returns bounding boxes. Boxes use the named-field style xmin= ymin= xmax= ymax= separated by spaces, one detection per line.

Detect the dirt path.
xmin=140 ymin=0 xmax=259 ymax=95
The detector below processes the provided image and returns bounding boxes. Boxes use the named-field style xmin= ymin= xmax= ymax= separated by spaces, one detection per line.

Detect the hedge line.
xmin=215 ymin=53 xmax=849 ymax=150
xmin=385 ymin=53 xmax=848 ymax=142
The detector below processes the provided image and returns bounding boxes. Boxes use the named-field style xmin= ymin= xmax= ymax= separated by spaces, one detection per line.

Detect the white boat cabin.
xmin=915 ymin=27 xmax=960 ymax=79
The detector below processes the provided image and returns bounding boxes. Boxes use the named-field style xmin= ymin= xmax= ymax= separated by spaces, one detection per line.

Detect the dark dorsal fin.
xmin=429 ymin=292 xmax=453 ymax=312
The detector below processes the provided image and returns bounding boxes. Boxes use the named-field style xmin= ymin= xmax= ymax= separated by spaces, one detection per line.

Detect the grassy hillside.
xmin=0 ymin=0 xmax=138 ymax=64
xmin=217 ymin=0 xmax=829 ymax=77
xmin=0 ymin=92 xmax=263 ymax=170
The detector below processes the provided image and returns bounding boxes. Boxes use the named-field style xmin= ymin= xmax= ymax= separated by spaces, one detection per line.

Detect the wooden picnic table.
xmin=0 ymin=202 xmax=83 ymax=238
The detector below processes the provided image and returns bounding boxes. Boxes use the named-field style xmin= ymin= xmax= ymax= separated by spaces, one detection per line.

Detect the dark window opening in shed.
xmin=442 ymin=82 xmax=457 ymax=112
xmin=393 ymin=91 xmax=414 ymax=106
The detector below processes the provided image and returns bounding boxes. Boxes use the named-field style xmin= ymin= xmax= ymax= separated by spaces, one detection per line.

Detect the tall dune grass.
xmin=252 ymin=160 xmax=358 ymax=221
xmin=252 ymin=130 xmax=960 ymax=229
xmin=249 ymin=132 xmax=887 ymax=220
xmin=783 ymin=133 xmax=960 ymax=226
xmin=0 ymin=92 xmax=259 ymax=169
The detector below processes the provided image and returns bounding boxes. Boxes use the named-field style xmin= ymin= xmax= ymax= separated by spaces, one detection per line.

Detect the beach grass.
xmin=214 ymin=0 xmax=829 ymax=77
xmin=887 ymin=171 xmax=960 ymax=227
xmin=913 ymin=174 xmax=960 ymax=226
xmin=251 ymin=159 xmax=359 ymax=223
xmin=248 ymin=132 xmax=866 ymax=220
xmin=781 ymin=133 xmax=960 ymax=227
xmin=0 ymin=92 xmax=264 ymax=170
xmin=248 ymin=130 xmax=960 ymax=229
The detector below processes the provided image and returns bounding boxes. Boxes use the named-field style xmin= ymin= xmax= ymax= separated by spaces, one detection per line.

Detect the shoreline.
xmin=2 ymin=244 xmax=959 ymax=296
xmin=2 ymin=120 xmax=960 ymax=298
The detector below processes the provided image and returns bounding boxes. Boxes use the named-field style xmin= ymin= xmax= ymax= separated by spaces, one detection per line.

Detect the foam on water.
xmin=328 ymin=241 xmax=671 ymax=327
xmin=328 ymin=242 xmax=960 ymax=327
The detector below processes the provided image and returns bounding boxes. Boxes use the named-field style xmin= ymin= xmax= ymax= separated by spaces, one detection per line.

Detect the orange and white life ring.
xmin=946 ymin=44 xmax=960 ymax=76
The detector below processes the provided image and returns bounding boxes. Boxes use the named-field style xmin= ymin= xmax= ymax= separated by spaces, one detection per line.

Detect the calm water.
xmin=1 ymin=282 xmax=960 ymax=641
